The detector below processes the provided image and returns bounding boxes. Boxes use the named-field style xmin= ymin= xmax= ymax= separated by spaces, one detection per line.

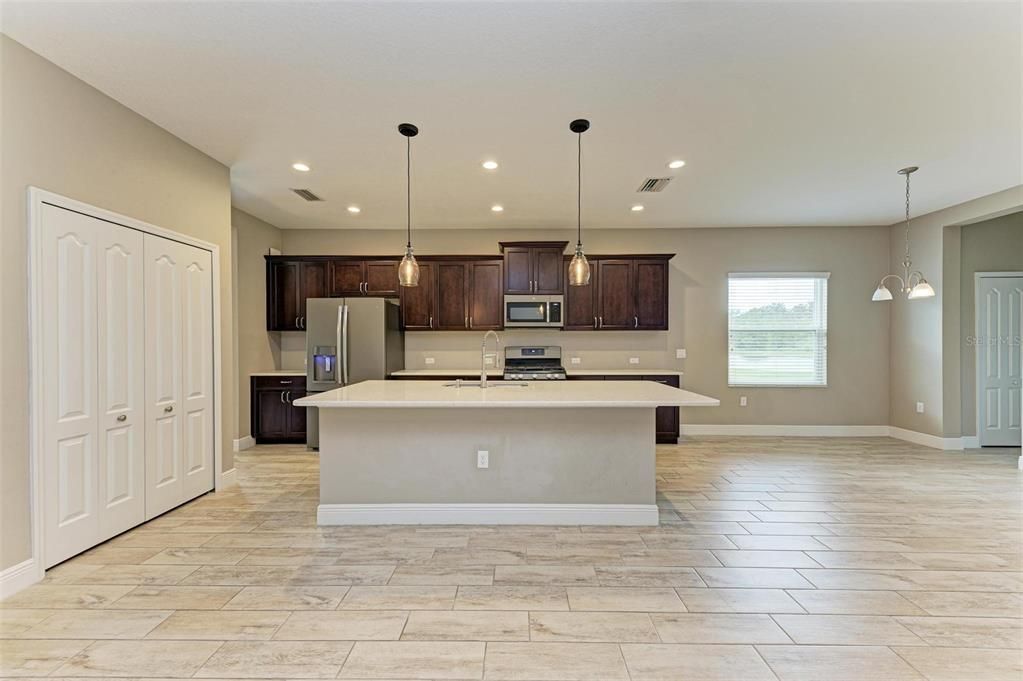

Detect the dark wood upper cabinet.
xmin=435 ymin=262 xmax=470 ymax=330
xmin=499 ymin=241 xmax=568 ymax=294
xmin=363 ymin=260 xmax=400 ymax=296
xmin=267 ymin=259 xmax=326 ymax=330
xmin=299 ymin=261 xmax=328 ymax=313
xmin=399 ymin=261 xmax=436 ymax=330
xmin=633 ymin=260 xmax=669 ymax=330
xmin=469 ymin=260 xmax=504 ymax=330
xmin=563 ymin=256 xmax=598 ymax=330
xmin=330 ymin=261 xmax=365 ymax=296
xmin=596 ymin=259 xmax=634 ymax=329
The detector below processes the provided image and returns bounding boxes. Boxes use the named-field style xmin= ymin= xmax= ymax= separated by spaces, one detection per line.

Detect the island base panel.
xmin=317 ymin=407 xmax=657 ymax=525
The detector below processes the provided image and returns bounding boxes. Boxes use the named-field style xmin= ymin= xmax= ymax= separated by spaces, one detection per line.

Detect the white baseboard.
xmin=681 ymin=424 xmax=890 ymax=437
xmin=961 ymin=436 xmax=980 ymax=449
xmin=318 ymin=503 xmax=659 ymax=526
xmin=887 ymin=427 xmax=966 ymax=451
xmin=219 ymin=467 xmax=238 ymax=489
xmin=233 ymin=436 xmax=255 ymax=452
xmin=0 ymin=558 xmax=40 ymax=599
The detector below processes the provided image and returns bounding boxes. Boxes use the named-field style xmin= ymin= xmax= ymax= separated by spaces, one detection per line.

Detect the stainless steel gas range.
xmin=503 ymin=346 xmax=567 ymax=381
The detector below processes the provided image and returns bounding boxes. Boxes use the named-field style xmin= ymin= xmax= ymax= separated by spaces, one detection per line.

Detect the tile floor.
xmin=1 ymin=437 xmax=1020 ymax=680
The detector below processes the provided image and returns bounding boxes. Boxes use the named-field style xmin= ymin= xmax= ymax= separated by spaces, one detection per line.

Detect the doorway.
xmin=975 ymin=273 xmax=1023 ymax=447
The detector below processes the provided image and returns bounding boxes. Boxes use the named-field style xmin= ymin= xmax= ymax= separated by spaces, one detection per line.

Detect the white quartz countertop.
xmin=251 ymin=371 xmax=306 ymax=377
xmin=389 ymin=368 xmax=684 ymax=377
xmin=294 ymin=379 xmax=718 ymax=409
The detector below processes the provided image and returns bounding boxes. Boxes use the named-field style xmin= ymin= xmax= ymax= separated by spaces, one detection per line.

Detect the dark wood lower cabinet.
xmin=569 ymin=374 xmax=680 ymax=443
xmin=251 ymin=376 xmax=308 ymax=444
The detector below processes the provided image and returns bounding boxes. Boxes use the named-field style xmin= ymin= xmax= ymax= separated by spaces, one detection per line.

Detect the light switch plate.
xmin=739 ymin=396 xmax=748 ymax=407
xmin=424 ymin=357 xmax=435 ymax=365
xmin=629 ymin=357 xmax=640 ymax=365
xmin=477 ymin=450 xmax=489 ymax=469
xmin=570 ymin=357 xmax=581 ymax=365
xmin=676 ymin=349 xmax=687 ymax=359
xmin=916 ymin=402 xmax=925 ymax=414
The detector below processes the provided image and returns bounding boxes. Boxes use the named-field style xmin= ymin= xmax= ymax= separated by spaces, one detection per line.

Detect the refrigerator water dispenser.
xmin=312 ymin=345 xmax=337 ymax=383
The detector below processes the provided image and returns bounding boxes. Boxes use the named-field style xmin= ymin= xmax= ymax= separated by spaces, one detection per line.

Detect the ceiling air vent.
xmin=636 ymin=177 xmax=673 ymax=193
xmin=291 ymin=188 xmax=323 ymax=202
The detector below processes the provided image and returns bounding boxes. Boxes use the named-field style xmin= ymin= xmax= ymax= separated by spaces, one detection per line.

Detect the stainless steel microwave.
xmin=504 ymin=295 xmax=564 ymax=328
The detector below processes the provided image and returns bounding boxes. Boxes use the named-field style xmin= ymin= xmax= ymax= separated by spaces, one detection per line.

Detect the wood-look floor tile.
xmin=566 ymin=587 xmax=686 ymax=612
xmin=805 ymin=551 xmax=920 ymax=569
xmin=618 ymin=549 xmax=722 ymax=566
xmin=786 ymin=589 xmax=928 ymax=615
xmin=222 ymin=585 xmax=348 ymax=610
xmin=143 ymin=548 xmax=252 ymax=565
xmin=773 ymin=614 xmax=925 ymax=645
xmin=0 ymin=585 xmax=134 ymax=609
xmin=454 ymin=586 xmax=569 ymax=610
xmin=147 ymin=609 xmax=288 ymax=640
xmin=892 ymin=646 xmax=1023 ymax=681
xmin=17 ymin=609 xmax=170 ymax=639
xmin=675 ymin=587 xmax=805 ymax=613
xmin=620 ymin=643 xmax=777 ymax=680
xmin=110 ymin=585 xmax=241 ymax=609
xmin=340 ymin=641 xmax=484 ymax=679
xmin=401 ymin=610 xmax=528 ymax=641
xmin=756 ymin=644 xmax=925 ymax=680
xmin=0 ymin=609 xmax=55 ymax=637
xmin=898 ymin=590 xmax=1023 ymax=618
xmin=494 ymin=565 xmax=597 ymax=585
xmin=196 ymin=640 xmax=354 ymax=678
xmin=895 ymin=616 xmax=1022 ymax=648
xmin=529 ymin=611 xmax=659 ymax=642
xmin=342 ymin=585 xmax=456 ymax=610
xmin=594 ymin=566 xmax=704 ymax=587
xmin=388 ymin=566 xmax=494 ymax=586
xmin=713 ymin=550 xmax=821 ymax=568
xmin=696 ymin=567 xmax=814 ymax=589
xmin=274 ymin=610 xmax=408 ymax=640
xmin=483 ymin=642 xmax=628 ymax=680
xmin=0 ymin=639 xmax=91 ymax=677
xmin=651 ymin=612 xmax=792 ymax=643
xmin=725 ymin=535 xmax=830 ymax=551
xmin=54 ymin=640 xmax=222 ymax=677
xmin=797 ymin=568 xmax=1023 ymax=592
xmin=71 ymin=564 xmax=199 ymax=585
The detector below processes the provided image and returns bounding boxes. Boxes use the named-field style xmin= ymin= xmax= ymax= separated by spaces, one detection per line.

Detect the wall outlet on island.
xmin=629 ymin=357 xmax=640 ymax=365
xmin=476 ymin=450 xmax=489 ymax=469
xmin=676 ymin=348 xmax=687 ymax=359
xmin=484 ymin=355 xmax=495 ymax=366
xmin=739 ymin=396 xmax=748 ymax=407
xmin=570 ymin=357 xmax=581 ymax=365
xmin=916 ymin=402 xmax=925 ymax=414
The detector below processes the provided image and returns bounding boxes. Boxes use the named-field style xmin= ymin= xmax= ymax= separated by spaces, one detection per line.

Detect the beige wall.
xmin=283 ymin=224 xmax=892 ymax=428
xmin=888 ymin=185 xmax=1023 ymax=438
xmin=0 ymin=36 xmax=234 ymax=571
xmin=957 ymin=212 xmax=1023 ymax=437
xmin=232 ymin=208 xmax=283 ymax=440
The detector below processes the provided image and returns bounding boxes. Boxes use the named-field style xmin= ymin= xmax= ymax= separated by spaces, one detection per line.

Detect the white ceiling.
xmin=3 ymin=1 xmax=1020 ymax=230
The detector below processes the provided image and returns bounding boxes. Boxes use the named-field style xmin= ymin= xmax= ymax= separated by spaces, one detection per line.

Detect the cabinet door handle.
xmin=285 ymin=391 xmax=291 ymax=403
xmin=465 ymin=316 xmax=468 ymax=328
xmin=598 ymin=316 xmax=603 ymax=329
xmin=280 ymin=391 xmax=286 ymax=404
xmin=429 ymin=316 xmax=433 ymax=329
xmin=593 ymin=316 xmax=597 ymax=329
xmin=164 ymin=405 xmax=174 ymax=413
xmin=295 ymin=316 xmax=300 ymax=328
xmin=117 ymin=414 xmax=127 ymax=422
xmin=634 ymin=315 xmax=639 ymax=328
xmin=362 ymin=282 xmax=367 ymax=294
xmin=469 ymin=316 xmax=473 ymax=328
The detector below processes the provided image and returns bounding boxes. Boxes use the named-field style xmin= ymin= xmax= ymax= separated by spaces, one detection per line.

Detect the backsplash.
xmin=276 ymin=328 xmax=684 ymax=372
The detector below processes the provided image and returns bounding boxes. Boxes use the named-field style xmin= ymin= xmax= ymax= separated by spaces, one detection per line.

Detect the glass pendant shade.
xmin=398 ymin=246 xmax=419 ymax=287
xmin=568 ymin=246 xmax=591 ymax=286
xmin=908 ymin=279 xmax=935 ymax=299
xmin=871 ymin=284 xmax=894 ymax=302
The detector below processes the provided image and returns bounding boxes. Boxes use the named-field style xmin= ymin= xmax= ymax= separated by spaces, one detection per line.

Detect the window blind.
xmin=727 ymin=273 xmax=829 ymax=387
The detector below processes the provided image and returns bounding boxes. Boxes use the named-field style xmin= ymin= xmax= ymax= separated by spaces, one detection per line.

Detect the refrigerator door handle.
xmin=340 ymin=304 xmax=350 ymax=386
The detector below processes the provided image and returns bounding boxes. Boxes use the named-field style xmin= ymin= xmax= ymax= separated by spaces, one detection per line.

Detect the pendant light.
xmin=871 ymin=166 xmax=935 ymax=302
xmin=567 ymin=118 xmax=591 ymax=286
xmin=397 ymin=123 xmax=420 ymax=287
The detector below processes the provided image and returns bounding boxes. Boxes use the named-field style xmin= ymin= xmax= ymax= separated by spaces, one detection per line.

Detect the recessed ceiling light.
xmin=631 ymin=205 xmax=645 ymax=212
xmin=491 ymin=204 xmax=504 ymax=212
xmin=292 ymin=162 xmax=311 ymax=172
xmin=667 ymin=160 xmax=686 ymax=169
xmin=482 ymin=160 xmax=499 ymax=170
xmin=347 ymin=206 xmax=361 ymax=214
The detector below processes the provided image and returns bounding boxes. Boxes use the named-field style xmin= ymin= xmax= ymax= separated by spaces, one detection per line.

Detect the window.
xmin=728 ymin=273 xmax=829 ymax=387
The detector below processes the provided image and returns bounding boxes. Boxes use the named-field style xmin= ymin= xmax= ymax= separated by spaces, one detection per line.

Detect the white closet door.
xmin=978 ymin=276 xmax=1023 ymax=446
xmin=40 ymin=205 xmax=145 ymax=567
xmin=144 ymin=235 xmax=214 ymax=517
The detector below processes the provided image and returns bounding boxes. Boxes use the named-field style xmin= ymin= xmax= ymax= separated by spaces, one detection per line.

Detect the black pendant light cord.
xmin=576 ymin=132 xmax=582 ymax=248
xmin=406 ymin=135 xmax=412 ymax=249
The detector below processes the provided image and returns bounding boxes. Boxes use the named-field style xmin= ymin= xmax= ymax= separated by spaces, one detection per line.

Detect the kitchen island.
xmin=295 ymin=380 xmax=719 ymax=526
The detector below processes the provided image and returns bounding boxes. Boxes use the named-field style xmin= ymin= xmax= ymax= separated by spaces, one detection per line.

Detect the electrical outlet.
xmin=676 ymin=349 xmax=687 ymax=359
xmin=916 ymin=402 xmax=925 ymax=414
xmin=570 ymin=357 xmax=581 ymax=365
xmin=424 ymin=357 xmax=435 ymax=365
xmin=477 ymin=450 xmax=489 ymax=469
xmin=739 ymin=396 xmax=748 ymax=407
xmin=629 ymin=357 xmax=640 ymax=365
xmin=484 ymin=355 xmax=495 ymax=366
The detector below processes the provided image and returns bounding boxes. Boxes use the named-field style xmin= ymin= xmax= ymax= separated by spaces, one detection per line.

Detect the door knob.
xmin=117 ymin=414 xmax=127 ymax=422
xmin=164 ymin=405 xmax=174 ymax=413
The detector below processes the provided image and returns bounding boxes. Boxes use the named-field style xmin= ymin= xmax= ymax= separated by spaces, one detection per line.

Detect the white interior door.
xmin=977 ymin=275 xmax=1023 ymax=447
xmin=40 ymin=205 xmax=145 ymax=567
xmin=145 ymin=235 xmax=214 ymax=518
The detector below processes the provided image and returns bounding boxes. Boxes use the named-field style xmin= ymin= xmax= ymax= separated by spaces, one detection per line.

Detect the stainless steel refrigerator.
xmin=304 ymin=297 xmax=404 ymax=448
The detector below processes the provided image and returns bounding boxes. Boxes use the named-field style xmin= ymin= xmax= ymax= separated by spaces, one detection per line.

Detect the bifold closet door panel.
xmin=40 ymin=205 xmax=145 ymax=567
xmin=144 ymin=235 xmax=215 ymax=519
